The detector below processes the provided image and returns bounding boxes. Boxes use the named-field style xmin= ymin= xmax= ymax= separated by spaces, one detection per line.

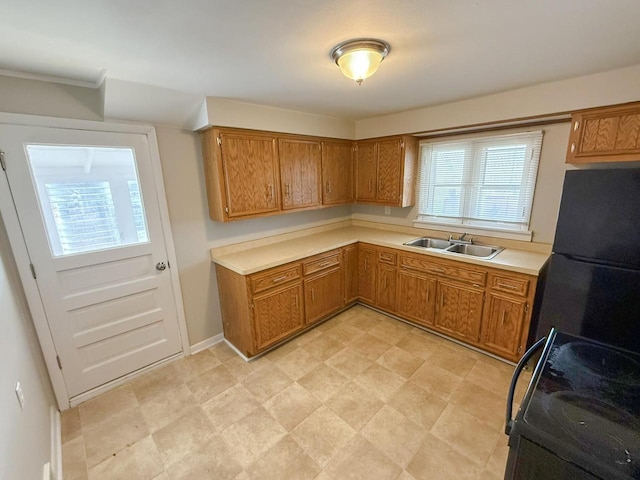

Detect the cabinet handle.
xmin=326 ymin=181 xmax=331 ymax=194
xmin=294 ymin=294 xmax=298 ymax=308
xmin=285 ymin=183 xmax=290 ymax=195
xmin=318 ymin=261 xmax=331 ymax=267
xmin=501 ymin=310 xmax=506 ymax=326
xmin=266 ymin=184 xmax=274 ymax=198
xmin=440 ymin=293 xmax=445 ymax=309
xmin=571 ymin=143 xmax=576 ymax=153
xmin=383 ymin=276 xmax=387 ymax=289
xmin=574 ymin=121 xmax=580 ymax=131
xmin=311 ymin=288 xmax=315 ymax=302
xmin=430 ymin=267 xmax=446 ymax=274
xmin=368 ymin=179 xmax=373 ymax=192
xmin=272 ymin=275 xmax=288 ymax=283
xmin=497 ymin=282 xmax=518 ymax=290
xmin=364 ymin=258 xmax=368 ymax=271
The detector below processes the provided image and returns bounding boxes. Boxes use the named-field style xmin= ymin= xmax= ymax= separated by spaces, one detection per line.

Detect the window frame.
xmin=414 ymin=130 xmax=544 ymax=241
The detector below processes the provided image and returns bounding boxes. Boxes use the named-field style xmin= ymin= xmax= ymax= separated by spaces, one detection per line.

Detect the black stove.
xmin=505 ymin=329 xmax=640 ymax=480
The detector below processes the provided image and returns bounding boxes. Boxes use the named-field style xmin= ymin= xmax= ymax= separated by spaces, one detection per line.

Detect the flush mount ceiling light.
xmin=330 ymin=38 xmax=391 ymax=85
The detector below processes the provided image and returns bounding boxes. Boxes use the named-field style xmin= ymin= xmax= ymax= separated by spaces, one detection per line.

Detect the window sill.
xmin=412 ymin=220 xmax=533 ymax=242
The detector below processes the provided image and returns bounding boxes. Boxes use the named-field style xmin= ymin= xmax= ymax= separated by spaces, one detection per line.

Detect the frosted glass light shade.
xmin=330 ymin=39 xmax=390 ymax=85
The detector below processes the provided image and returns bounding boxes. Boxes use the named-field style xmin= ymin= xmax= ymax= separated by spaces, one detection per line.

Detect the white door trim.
xmin=0 ymin=113 xmax=190 ymax=409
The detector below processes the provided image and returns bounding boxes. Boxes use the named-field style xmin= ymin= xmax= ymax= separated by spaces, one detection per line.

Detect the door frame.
xmin=0 ymin=112 xmax=190 ymax=409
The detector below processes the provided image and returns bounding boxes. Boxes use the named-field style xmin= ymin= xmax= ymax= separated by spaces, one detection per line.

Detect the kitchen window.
xmin=415 ymin=131 xmax=543 ymax=240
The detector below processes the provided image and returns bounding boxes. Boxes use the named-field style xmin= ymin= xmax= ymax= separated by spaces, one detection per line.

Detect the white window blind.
xmin=417 ymin=131 xmax=543 ymax=232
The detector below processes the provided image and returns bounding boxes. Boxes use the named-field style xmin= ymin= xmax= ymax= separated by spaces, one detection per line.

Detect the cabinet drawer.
xmin=251 ymin=264 xmax=302 ymax=294
xmin=400 ymin=255 xmax=486 ymax=286
xmin=378 ymin=250 xmax=397 ymax=265
xmin=489 ymin=274 xmax=529 ymax=297
xmin=303 ymin=250 xmax=341 ymax=276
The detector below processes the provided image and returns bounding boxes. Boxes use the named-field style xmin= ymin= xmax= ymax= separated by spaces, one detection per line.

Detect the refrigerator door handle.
xmin=505 ymin=336 xmax=547 ymax=435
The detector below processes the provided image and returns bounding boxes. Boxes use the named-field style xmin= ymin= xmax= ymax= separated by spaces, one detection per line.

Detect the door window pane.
xmin=26 ymin=145 xmax=150 ymax=256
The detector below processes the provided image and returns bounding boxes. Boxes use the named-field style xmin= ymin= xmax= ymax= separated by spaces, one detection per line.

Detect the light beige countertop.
xmin=210 ymin=226 xmax=550 ymax=276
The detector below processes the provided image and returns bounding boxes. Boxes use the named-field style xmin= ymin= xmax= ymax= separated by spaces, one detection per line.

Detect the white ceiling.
xmin=2 ymin=0 xmax=640 ymax=120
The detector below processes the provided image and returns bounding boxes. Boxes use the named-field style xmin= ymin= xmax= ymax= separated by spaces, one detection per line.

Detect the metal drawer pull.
xmin=318 ymin=261 xmax=332 ymax=267
xmin=497 ymin=282 xmax=518 ymax=290
xmin=501 ymin=310 xmax=506 ymax=325
xmin=430 ymin=268 xmax=446 ymax=274
xmin=272 ymin=275 xmax=288 ymax=283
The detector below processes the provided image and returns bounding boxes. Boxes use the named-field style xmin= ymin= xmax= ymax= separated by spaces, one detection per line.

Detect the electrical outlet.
xmin=15 ymin=382 xmax=25 ymax=410
xmin=384 ymin=206 xmax=390 ymax=215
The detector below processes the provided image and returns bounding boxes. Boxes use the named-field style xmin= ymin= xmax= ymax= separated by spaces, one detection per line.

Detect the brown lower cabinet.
xmin=304 ymin=267 xmax=343 ymax=326
xmin=396 ymin=270 xmax=436 ymax=327
xmin=254 ymin=282 xmax=304 ymax=351
xmin=435 ymin=281 xmax=484 ymax=343
xmin=215 ymin=241 xmax=538 ymax=361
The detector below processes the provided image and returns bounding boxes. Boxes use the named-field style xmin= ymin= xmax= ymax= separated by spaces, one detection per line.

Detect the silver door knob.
xmin=155 ymin=262 xmax=167 ymax=271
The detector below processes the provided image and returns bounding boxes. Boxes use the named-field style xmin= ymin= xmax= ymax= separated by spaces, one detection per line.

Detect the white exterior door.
xmin=0 ymin=124 xmax=183 ymax=399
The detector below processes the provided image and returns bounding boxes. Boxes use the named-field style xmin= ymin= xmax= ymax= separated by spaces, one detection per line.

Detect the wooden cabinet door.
xmin=356 ymin=141 xmax=377 ymax=202
xmin=279 ymin=138 xmax=322 ymax=210
xmin=220 ymin=132 xmax=279 ymax=218
xmin=304 ymin=267 xmax=343 ymax=326
xmin=396 ymin=270 xmax=436 ymax=327
xmin=481 ymin=293 xmax=526 ymax=357
xmin=376 ymin=265 xmax=397 ymax=312
xmin=322 ymin=141 xmax=354 ymax=205
xmin=567 ymin=102 xmax=640 ymax=164
xmin=253 ymin=282 xmax=304 ymax=351
xmin=358 ymin=245 xmax=377 ymax=304
xmin=435 ymin=281 xmax=484 ymax=343
xmin=343 ymin=244 xmax=359 ymax=304
xmin=376 ymin=138 xmax=402 ymax=205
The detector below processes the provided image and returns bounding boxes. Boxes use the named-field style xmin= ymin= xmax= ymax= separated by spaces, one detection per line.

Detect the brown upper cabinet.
xmin=201 ymin=127 xmax=355 ymax=222
xmin=279 ymin=138 xmax=322 ymax=210
xmin=355 ymin=135 xmax=418 ymax=207
xmin=201 ymin=128 xmax=280 ymax=221
xmin=566 ymin=101 xmax=640 ymax=164
xmin=200 ymin=127 xmax=418 ymax=221
xmin=321 ymin=140 xmax=354 ymax=205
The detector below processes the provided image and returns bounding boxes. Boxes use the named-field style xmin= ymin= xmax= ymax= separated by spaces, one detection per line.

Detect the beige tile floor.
xmin=61 ymin=305 xmax=533 ymax=480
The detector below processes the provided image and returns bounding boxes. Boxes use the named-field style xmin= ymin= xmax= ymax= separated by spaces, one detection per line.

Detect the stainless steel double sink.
xmin=403 ymin=237 xmax=504 ymax=260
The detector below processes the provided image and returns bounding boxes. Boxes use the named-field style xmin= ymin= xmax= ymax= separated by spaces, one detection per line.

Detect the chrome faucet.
xmin=449 ymin=232 xmax=473 ymax=244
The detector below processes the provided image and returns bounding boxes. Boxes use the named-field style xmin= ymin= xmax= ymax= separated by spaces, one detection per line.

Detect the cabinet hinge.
xmin=216 ymin=136 xmax=222 ymax=146
xmin=224 ymin=206 xmax=229 ymax=214
xmin=400 ymin=141 xmax=405 ymax=149
xmin=517 ymin=345 xmax=522 ymax=354
xmin=56 ymin=355 xmax=62 ymax=369
xmin=29 ymin=263 xmax=37 ymax=279
xmin=525 ymin=303 xmax=529 ymax=313
xmin=0 ymin=151 xmax=5 ymax=171
xmin=250 ymin=303 xmax=254 ymax=309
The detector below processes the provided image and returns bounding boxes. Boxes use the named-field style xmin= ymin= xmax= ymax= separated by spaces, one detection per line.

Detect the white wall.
xmin=0 ymin=213 xmax=55 ymax=480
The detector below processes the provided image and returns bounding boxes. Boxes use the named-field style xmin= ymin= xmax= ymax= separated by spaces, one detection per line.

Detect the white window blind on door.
xmin=417 ymin=131 xmax=543 ymax=232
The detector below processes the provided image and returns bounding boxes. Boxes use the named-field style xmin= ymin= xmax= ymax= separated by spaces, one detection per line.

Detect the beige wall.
xmin=353 ymin=122 xmax=572 ymax=245
xmin=199 ymin=97 xmax=355 ymax=138
xmin=355 ymin=63 xmax=640 ymax=139
xmin=155 ymin=126 xmax=351 ymax=344
xmin=0 ymin=74 xmax=101 ymax=121
xmin=0 ymin=213 xmax=55 ymax=480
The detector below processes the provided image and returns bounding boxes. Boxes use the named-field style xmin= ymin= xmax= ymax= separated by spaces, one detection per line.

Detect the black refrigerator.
xmin=534 ymin=167 xmax=640 ymax=354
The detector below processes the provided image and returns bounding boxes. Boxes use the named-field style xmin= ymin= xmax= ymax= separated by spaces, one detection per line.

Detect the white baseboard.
xmin=49 ymin=406 xmax=62 ymax=480
xmin=190 ymin=333 xmax=224 ymax=354
xmin=223 ymin=339 xmax=251 ymax=362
